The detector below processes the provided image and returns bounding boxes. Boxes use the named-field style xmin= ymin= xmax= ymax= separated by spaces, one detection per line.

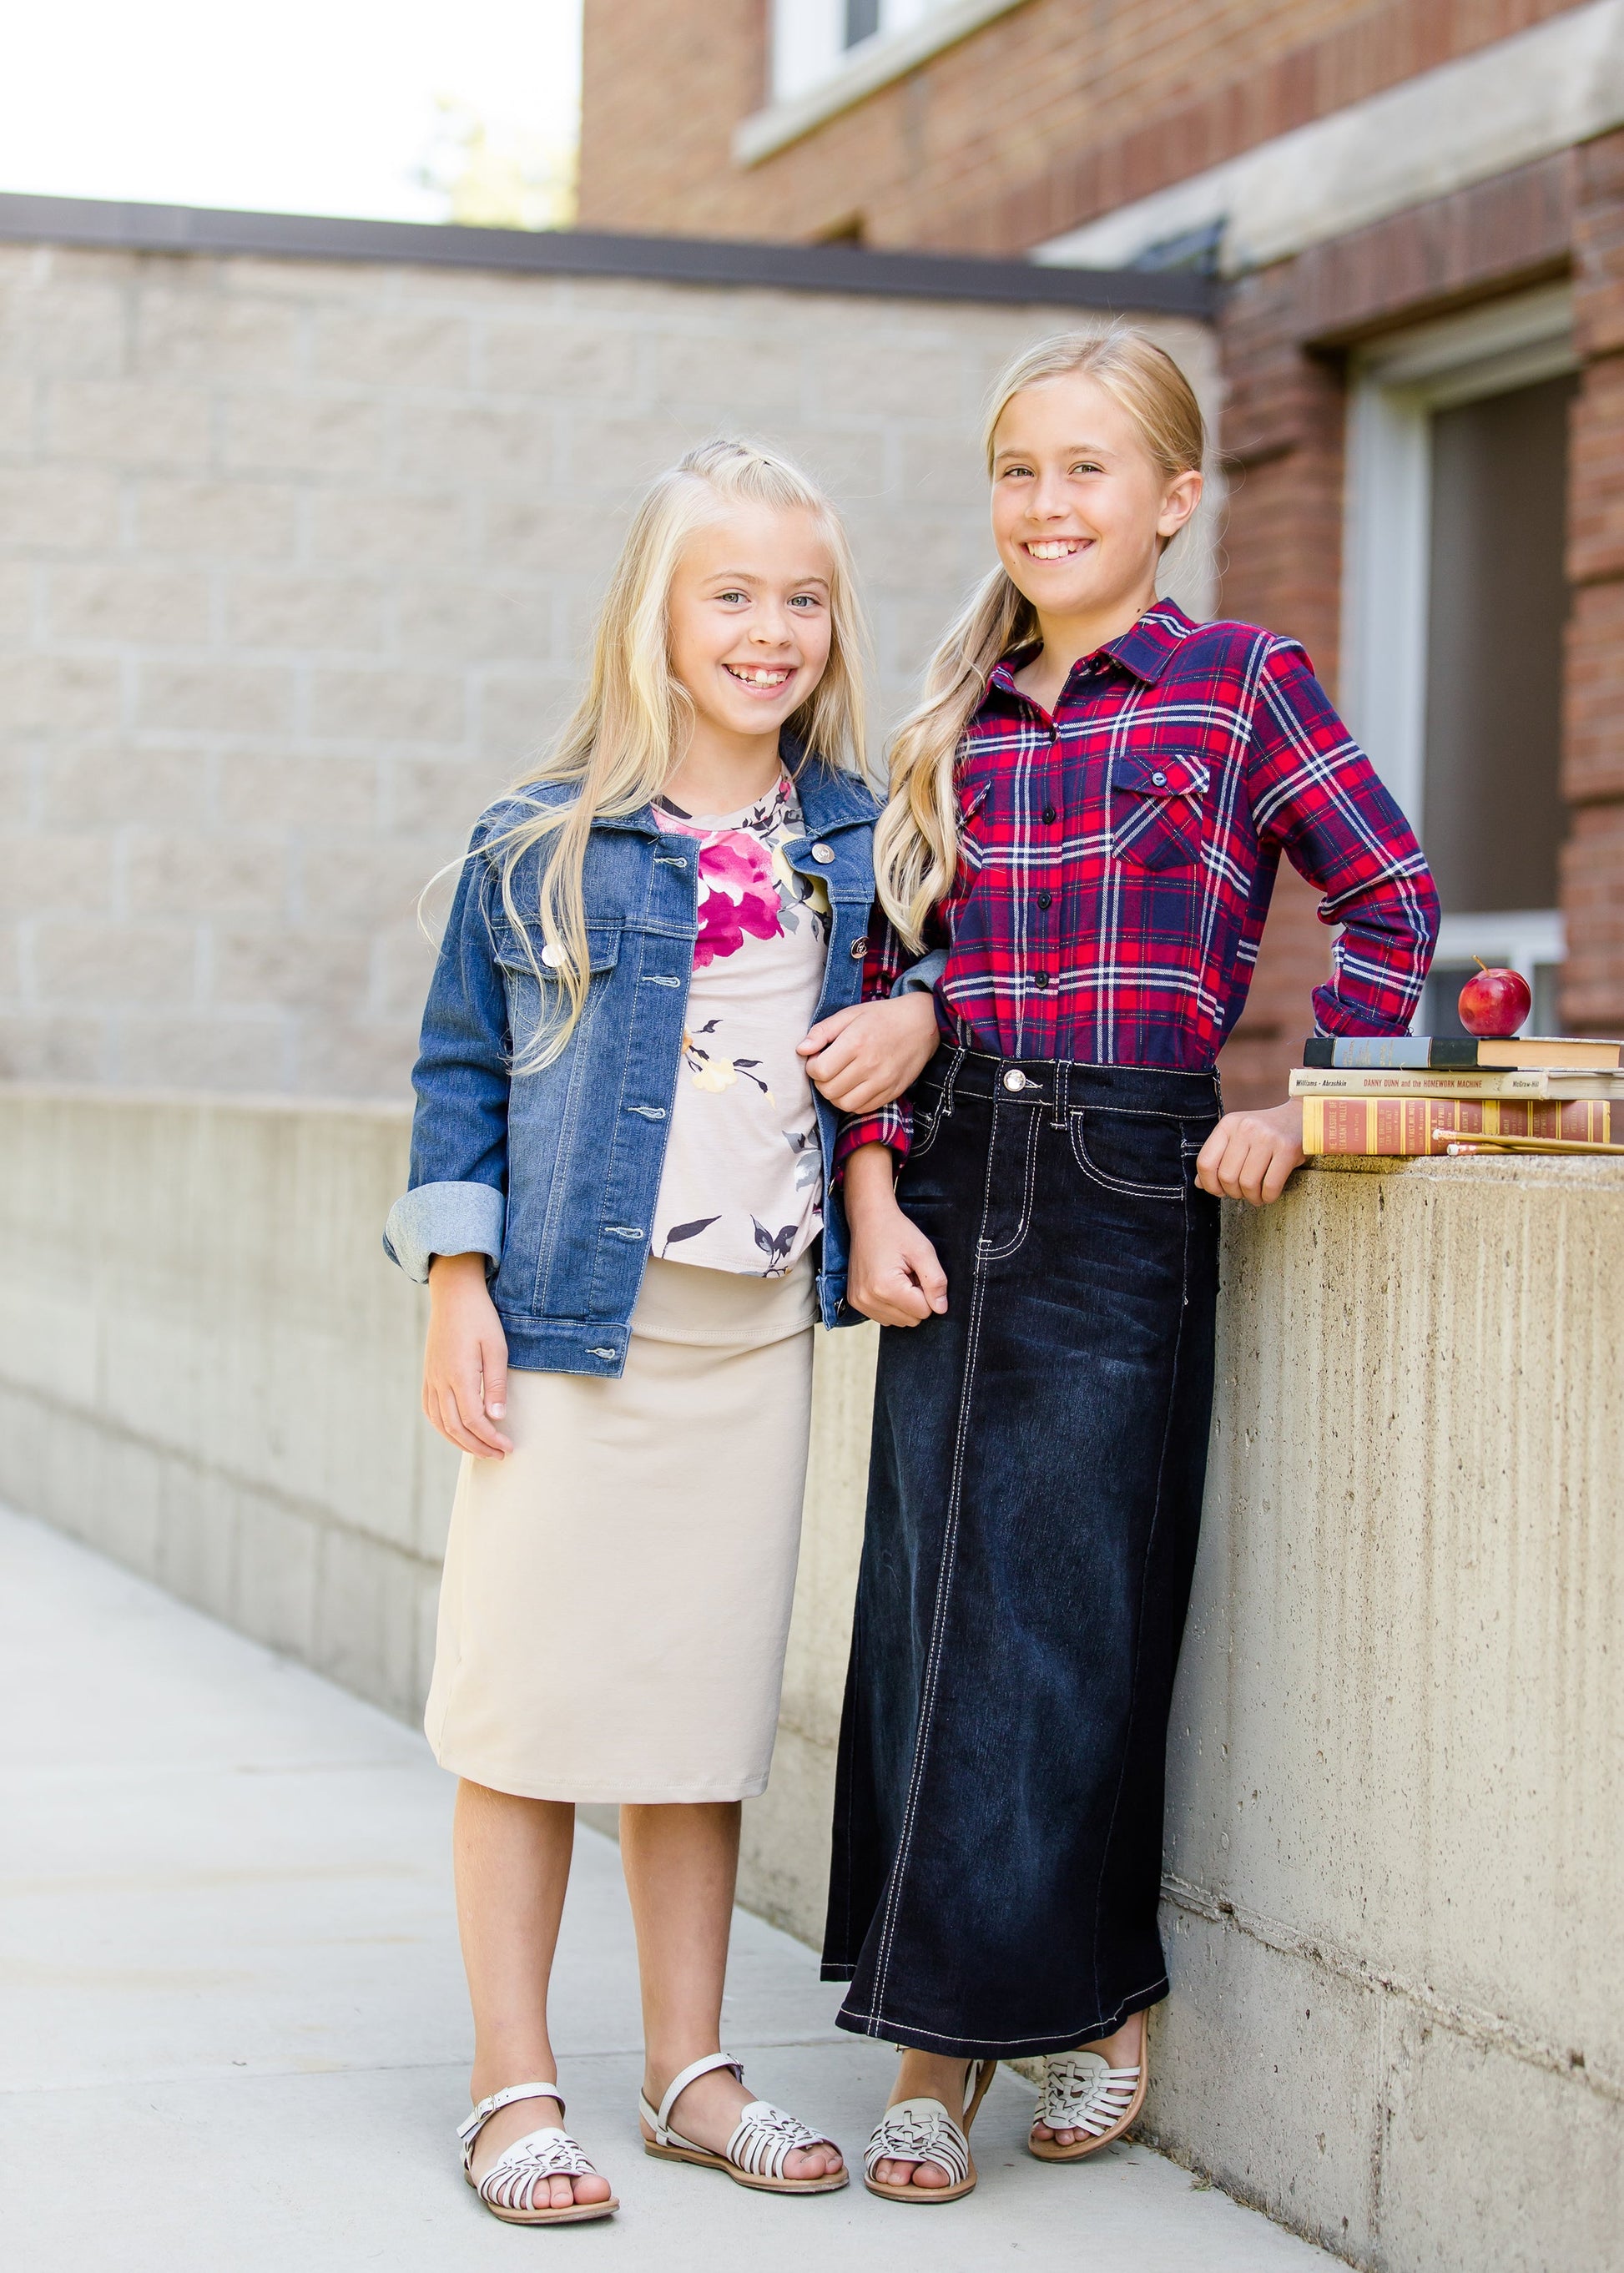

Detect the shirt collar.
xmin=987 ymin=597 xmax=1198 ymax=704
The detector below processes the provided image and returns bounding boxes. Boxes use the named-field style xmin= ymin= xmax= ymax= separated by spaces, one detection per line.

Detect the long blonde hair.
xmin=872 ymin=326 xmax=1206 ymax=949
xmin=487 ymin=437 xmax=869 ymax=1070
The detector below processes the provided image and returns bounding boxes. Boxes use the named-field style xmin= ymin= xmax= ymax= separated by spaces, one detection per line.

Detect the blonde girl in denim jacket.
xmin=385 ymin=441 xmax=938 ymax=2224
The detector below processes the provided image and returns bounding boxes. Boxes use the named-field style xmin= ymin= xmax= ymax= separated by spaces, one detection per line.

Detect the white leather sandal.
xmin=459 ymin=2079 xmax=618 ymax=2224
xmin=864 ymin=2056 xmax=997 ymax=2204
xmin=638 ymin=2050 xmax=848 ymax=2194
xmin=1028 ymin=2048 xmax=1147 ymax=2160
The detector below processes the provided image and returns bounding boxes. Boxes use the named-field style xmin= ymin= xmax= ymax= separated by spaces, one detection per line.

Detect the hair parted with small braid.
xmin=452 ymin=437 xmax=869 ymax=1071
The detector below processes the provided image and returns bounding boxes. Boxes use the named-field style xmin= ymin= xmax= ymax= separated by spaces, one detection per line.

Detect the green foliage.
xmin=416 ymin=96 xmax=577 ymax=230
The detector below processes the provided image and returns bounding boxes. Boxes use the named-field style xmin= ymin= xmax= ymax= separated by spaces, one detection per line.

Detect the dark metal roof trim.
xmin=0 ymin=192 xmax=1216 ymax=317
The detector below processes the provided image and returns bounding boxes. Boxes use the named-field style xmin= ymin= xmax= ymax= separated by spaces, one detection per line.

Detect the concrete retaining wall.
xmin=1 ymin=1086 xmax=1618 ymax=2269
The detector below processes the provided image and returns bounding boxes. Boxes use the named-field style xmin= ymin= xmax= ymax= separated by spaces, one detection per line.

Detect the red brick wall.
xmin=580 ymin=0 xmax=1582 ymax=255
xmin=1565 ymin=130 xmax=1624 ymax=1031
xmin=1211 ymin=280 xmax=1350 ymax=1106
xmin=580 ymin=0 xmax=764 ymax=237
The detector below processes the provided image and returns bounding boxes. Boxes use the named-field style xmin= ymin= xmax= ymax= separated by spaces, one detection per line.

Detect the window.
xmin=1339 ymin=288 xmax=1576 ymax=1033
xmin=769 ymin=0 xmax=946 ymax=105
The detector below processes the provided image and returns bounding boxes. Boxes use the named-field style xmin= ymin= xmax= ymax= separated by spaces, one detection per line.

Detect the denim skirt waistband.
xmin=914 ymin=1044 xmax=1222 ymax=1121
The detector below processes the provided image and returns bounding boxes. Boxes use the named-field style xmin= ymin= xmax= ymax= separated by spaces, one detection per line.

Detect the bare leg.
xmin=621 ymin=1800 xmax=842 ymax=2184
xmin=453 ymin=1779 xmax=613 ymax=2210
xmin=870 ymin=2050 xmax=973 ymax=2189
xmin=1031 ymin=2007 xmax=1147 ymax=2147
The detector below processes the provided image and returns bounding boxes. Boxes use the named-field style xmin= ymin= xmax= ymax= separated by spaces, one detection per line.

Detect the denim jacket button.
xmin=850 ymin=936 xmax=868 ymax=959
xmin=811 ymin=843 xmax=835 ymax=864
xmin=541 ymin=941 xmax=565 ymax=968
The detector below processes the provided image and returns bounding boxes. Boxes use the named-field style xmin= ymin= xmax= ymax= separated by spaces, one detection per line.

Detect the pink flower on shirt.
xmin=694 ymin=830 xmax=782 ymax=967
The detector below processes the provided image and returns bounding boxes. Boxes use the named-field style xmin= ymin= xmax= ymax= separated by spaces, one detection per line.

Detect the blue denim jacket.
xmin=384 ymin=748 xmax=882 ymax=1373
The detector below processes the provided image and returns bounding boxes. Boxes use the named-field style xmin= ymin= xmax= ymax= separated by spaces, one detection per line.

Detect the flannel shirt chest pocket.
xmin=1108 ymin=753 xmax=1209 ymax=872
xmin=954 ymin=775 xmax=995 ymax=875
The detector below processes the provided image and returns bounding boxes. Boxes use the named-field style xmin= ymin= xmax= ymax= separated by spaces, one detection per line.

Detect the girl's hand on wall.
xmin=424 ymin=1252 xmax=513 ymax=1458
xmin=1195 ymin=1099 xmax=1305 ymax=1207
xmin=798 ymin=992 xmax=940 ymax=1112
xmin=842 ymin=1142 xmax=949 ymax=1325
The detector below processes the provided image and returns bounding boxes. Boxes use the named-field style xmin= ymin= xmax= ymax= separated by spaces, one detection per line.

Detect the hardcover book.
xmin=1301 ymin=1096 xmax=1616 ymax=1157
xmin=1289 ymin=1068 xmax=1624 ymax=1100
xmin=1303 ymin=1035 xmax=1624 ymax=1071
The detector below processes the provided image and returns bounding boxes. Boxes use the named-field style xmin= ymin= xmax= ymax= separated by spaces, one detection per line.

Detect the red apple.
xmin=1458 ymin=965 xmax=1531 ymax=1038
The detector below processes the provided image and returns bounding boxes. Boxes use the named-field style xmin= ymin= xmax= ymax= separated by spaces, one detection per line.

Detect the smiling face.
xmin=666 ymin=500 xmax=836 ymax=753
xmin=990 ymin=373 xmax=1202 ymax=633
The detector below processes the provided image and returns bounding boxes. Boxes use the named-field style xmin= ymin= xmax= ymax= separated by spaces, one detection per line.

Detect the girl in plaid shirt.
xmin=807 ymin=329 xmax=1437 ymax=2201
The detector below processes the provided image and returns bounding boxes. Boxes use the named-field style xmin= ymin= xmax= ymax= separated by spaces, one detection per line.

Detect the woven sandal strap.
xmin=1040 ymin=2055 xmax=1142 ymax=2132
xmin=458 ymin=2079 xmax=566 ymax=2156
xmin=649 ymin=2051 xmax=744 ymax=2139
xmin=865 ymin=2097 xmax=971 ymax=2186
xmin=725 ymin=2098 xmax=830 ymax=2182
xmin=478 ymin=2128 xmax=598 ymax=2211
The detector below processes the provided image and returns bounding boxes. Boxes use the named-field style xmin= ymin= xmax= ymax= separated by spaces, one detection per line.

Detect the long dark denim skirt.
xmin=821 ymin=1046 xmax=1223 ymax=2060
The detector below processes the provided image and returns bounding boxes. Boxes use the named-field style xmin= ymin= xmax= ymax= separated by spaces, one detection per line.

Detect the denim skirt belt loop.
xmin=821 ymin=1046 xmax=1223 ymax=2060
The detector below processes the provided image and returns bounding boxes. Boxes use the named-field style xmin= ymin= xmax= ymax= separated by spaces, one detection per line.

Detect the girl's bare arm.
xmin=841 ymin=1142 xmax=949 ymax=1327
xmin=424 ymin=1252 xmax=513 ymax=1458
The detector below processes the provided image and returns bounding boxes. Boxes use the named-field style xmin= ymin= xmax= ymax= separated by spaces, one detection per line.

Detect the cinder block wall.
xmin=0 ymin=231 xmax=1213 ymax=1097
xmin=2 ymin=1086 xmax=1619 ymax=2271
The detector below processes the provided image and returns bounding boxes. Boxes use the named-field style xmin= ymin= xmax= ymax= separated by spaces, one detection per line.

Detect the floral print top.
xmin=650 ymin=774 xmax=831 ymax=1277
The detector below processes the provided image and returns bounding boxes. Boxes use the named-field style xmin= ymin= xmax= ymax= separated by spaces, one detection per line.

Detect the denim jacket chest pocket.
xmin=1108 ymin=753 xmax=1209 ymax=872
xmin=489 ymin=918 xmax=623 ymax=1053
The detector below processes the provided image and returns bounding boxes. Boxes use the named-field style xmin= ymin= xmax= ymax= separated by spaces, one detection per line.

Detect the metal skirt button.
xmin=1003 ymin=1069 xmax=1030 ymax=1091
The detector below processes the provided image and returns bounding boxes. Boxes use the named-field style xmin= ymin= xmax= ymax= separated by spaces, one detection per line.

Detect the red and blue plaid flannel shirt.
xmin=840 ymin=600 xmax=1438 ymax=1164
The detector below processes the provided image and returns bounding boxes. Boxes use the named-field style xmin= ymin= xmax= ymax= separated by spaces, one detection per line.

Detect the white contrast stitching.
xmin=978 ymin=1097 xmax=1041 ymax=1260
xmin=838 ymin=1968 xmax=1169 ymax=2049
xmin=1068 ymin=1110 xmax=1186 ymax=1200
xmin=867 ymin=1100 xmax=1000 ymax=2029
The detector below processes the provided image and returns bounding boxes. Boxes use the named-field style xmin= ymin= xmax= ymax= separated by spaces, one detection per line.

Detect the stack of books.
xmin=1293 ymin=1034 xmax=1624 ymax=1157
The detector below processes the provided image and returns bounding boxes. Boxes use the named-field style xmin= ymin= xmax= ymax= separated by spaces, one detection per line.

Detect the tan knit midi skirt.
xmin=423 ymin=1256 xmax=816 ymax=1804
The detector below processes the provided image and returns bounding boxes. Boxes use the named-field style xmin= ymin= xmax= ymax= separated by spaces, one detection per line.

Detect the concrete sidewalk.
xmin=1 ymin=1507 xmax=1338 ymax=2271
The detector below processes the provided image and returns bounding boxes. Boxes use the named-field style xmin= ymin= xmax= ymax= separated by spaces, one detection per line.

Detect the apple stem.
xmin=1473 ymin=955 xmax=1489 ymax=973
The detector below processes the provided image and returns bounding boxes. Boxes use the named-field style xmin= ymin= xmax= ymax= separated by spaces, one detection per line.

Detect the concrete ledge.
xmin=1152 ymin=1147 xmax=1624 ymax=2263
xmin=0 ymin=1086 xmax=451 ymax=1721
xmin=2 ymin=1086 xmax=1620 ymax=2269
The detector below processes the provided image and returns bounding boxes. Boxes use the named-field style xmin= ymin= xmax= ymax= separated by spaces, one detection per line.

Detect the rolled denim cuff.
xmin=891 ymin=947 xmax=947 ymax=997
xmin=382 ymin=1180 xmax=505 ymax=1285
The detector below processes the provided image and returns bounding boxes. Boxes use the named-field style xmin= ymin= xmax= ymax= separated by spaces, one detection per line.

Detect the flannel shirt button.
xmin=1034 ymin=970 xmax=1051 ymax=988
xmin=850 ymin=937 xmax=868 ymax=960
xmin=1152 ymin=769 xmax=1167 ymax=786
xmin=811 ymin=843 xmax=836 ymax=864
xmin=1041 ymin=804 xmax=1057 ymax=824
xmin=1036 ymin=890 xmax=1052 ymax=910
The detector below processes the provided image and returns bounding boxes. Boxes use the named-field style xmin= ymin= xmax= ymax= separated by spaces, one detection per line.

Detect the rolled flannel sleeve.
xmin=382 ymin=829 xmax=512 ymax=1284
xmin=1247 ymin=641 xmax=1440 ymax=1036
xmin=832 ymin=910 xmax=918 ymax=1172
